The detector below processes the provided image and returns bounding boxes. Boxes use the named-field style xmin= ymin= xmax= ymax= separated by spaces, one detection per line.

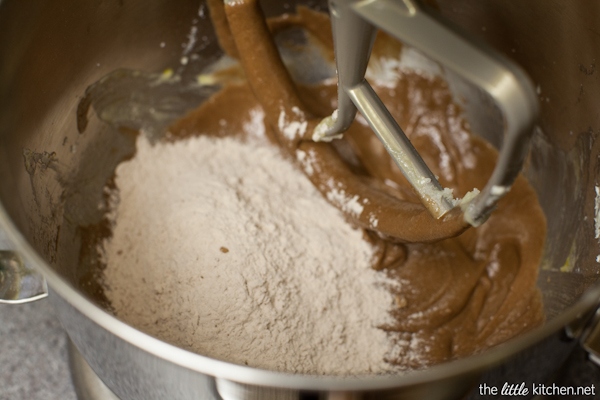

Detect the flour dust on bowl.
xmin=1 ymin=0 xmax=600 ymax=399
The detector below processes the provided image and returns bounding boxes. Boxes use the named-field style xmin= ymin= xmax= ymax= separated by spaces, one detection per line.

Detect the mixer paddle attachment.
xmin=221 ymin=0 xmax=534 ymax=241
xmin=318 ymin=0 xmax=539 ymax=226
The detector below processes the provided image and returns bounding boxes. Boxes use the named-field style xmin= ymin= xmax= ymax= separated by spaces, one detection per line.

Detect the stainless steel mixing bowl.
xmin=2 ymin=0 xmax=600 ymax=399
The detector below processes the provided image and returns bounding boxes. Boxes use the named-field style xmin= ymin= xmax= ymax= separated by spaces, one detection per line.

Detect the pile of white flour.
xmin=101 ymin=133 xmax=397 ymax=375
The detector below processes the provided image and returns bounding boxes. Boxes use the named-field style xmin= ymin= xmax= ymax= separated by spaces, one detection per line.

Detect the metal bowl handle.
xmin=0 ymin=229 xmax=47 ymax=304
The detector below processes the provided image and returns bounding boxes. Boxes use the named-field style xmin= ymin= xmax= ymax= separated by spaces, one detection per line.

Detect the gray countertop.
xmin=0 ymin=300 xmax=77 ymax=400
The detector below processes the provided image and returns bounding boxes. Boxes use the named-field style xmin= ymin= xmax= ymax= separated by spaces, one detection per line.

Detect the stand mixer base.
xmin=68 ymin=339 xmax=120 ymax=400
xmin=67 ymin=339 xmax=222 ymax=400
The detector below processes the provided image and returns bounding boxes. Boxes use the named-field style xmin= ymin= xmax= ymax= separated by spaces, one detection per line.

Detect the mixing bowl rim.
xmin=1 ymin=203 xmax=598 ymax=391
